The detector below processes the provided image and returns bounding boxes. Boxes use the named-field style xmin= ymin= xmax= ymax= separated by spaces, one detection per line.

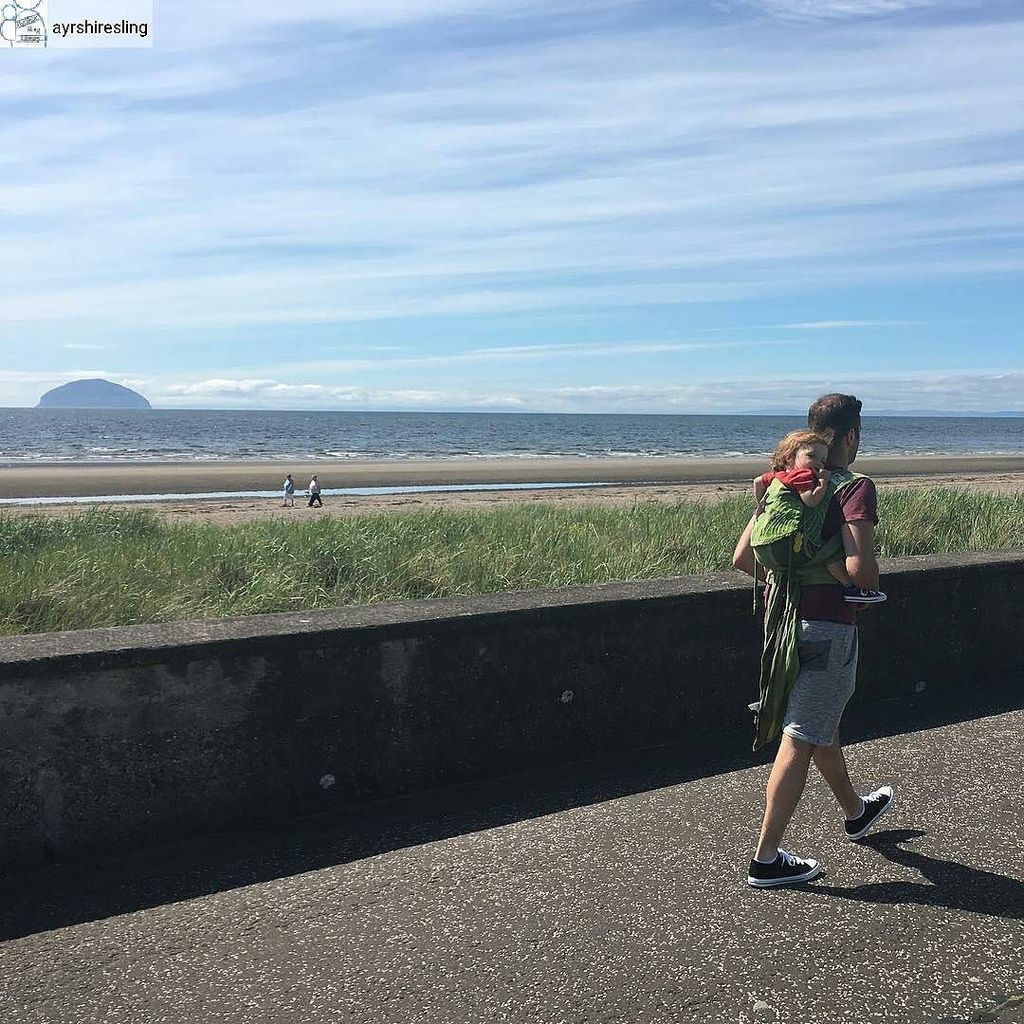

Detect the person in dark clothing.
xmin=307 ymin=474 xmax=323 ymax=507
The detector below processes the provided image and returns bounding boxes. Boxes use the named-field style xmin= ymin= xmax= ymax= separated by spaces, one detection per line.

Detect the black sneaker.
xmin=843 ymin=585 xmax=887 ymax=604
xmin=747 ymin=849 xmax=821 ymax=888
xmin=845 ymin=786 xmax=894 ymax=841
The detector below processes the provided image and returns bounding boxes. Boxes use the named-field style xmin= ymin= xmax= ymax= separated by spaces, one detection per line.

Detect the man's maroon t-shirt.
xmin=798 ymin=474 xmax=879 ymax=625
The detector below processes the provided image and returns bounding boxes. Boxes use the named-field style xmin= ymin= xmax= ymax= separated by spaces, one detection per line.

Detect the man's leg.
xmin=815 ymin=736 xmax=895 ymax=838
xmin=754 ymin=734 xmax=814 ymax=861
xmin=812 ymin=739 xmax=863 ymax=819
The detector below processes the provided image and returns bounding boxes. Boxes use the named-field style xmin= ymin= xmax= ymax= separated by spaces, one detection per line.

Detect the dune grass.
xmin=1 ymin=487 xmax=1021 ymax=636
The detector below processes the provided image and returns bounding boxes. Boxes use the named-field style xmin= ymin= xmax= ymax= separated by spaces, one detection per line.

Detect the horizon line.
xmin=10 ymin=406 xmax=1024 ymax=418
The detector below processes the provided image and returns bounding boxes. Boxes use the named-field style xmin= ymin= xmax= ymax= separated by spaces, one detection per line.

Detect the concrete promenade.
xmin=2 ymin=710 xmax=1022 ymax=1024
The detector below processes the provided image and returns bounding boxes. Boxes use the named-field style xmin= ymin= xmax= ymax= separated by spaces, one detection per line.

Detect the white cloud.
xmin=0 ymin=2 xmax=1022 ymax=412
xmin=528 ymin=370 xmax=1024 ymax=414
xmin=734 ymin=0 xmax=950 ymax=21
xmin=158 ymin=379 xmax=447 ymax=407
xmin=249 ymin=337 xmax=798 ymax=379
xmin=0 ymin=274 xmax=772 ymax=328
xmin=2 ymin=366 xmax=1021 ymax=412
xmin=158 ymin=0 xmax=632 ymax=45
xmin=769 ymin=321 xmax=915 ymax=330
xmin=2 ymin=14 xmax=1024 ymax=337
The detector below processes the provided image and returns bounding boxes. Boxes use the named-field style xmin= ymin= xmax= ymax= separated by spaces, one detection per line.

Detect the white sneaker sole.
xmin=747 ymin=862 xmax=821 ymax=888
xmin=843 ymin=593 xmax=887 ymax=604
xmin=847 ymin=790 xmax=894 ymax=841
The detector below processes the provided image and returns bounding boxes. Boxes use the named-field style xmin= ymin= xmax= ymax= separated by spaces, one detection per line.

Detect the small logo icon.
xmin=2 ymin=0 xmax=47 ymax=46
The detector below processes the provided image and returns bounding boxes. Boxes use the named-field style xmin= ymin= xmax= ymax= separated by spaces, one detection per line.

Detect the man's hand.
xmin=732 ymin=515 xmax=765 ymax=580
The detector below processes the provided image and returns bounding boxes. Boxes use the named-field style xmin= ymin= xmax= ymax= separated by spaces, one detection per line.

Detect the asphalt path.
xmin=2 ymin=711 xmax=1022 ymax=1024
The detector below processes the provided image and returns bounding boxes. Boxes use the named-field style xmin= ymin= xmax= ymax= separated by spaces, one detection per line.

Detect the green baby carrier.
xmin=749 ymin=469 xmax=861 ymax=751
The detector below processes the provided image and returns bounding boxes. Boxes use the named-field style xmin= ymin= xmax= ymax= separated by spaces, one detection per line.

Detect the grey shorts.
xmin=782 ymin=620 xmax=858 ymax=747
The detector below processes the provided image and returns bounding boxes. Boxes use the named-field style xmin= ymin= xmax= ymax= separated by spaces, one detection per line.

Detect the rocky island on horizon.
xmin=37 ymin=378 xmax=152 ymax=410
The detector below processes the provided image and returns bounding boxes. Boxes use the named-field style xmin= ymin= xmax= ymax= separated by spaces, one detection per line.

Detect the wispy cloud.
xmin=4 ymin=14 xmax=1024 ymax=326
xmin=0 ymin=3 xmax=1021 ymax=411
xmin=159 ymin=378 xmax=447 ymax=406
xmin=733 ymin=0 xmax=952 ymax=21
xmin=4 ymin=366 xmax=1022 ymax=413
xmin=251 ymin=338 xmax=799 ymax=380
xmin=515 ymin=370 xmax=1024 ymax=414
xmin=159 ymin=0 xmax=633 ymax=46
xmin=769 ymin=321 xmax=915 ymax=330
xmin=143 ymin=369 xmax=1024 ymax=413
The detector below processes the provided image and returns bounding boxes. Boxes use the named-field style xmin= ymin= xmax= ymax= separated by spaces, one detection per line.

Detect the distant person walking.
xmin=282 ymin=474 xmax=296 ymax=507
xmin=307 ymin=474 xmax=323 ymax=507
xmin=732 ymin=393 xmax=894 ymax=888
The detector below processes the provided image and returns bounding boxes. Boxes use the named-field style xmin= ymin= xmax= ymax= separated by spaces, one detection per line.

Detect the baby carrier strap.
xmin=750 ymin=478 xmax=804 ymax=549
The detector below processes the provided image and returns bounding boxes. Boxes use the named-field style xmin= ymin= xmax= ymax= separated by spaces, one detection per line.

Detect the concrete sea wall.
xmin=1 ymin=550 xmax=1022 ymax=876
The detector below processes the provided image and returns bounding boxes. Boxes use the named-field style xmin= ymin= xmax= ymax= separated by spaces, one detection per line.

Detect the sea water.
xmin=2 ymin=409 xmax=1022 ymax=463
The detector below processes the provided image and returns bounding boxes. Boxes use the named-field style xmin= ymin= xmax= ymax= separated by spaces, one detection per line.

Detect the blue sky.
xmin=1 ymin=0 xmax=1023 ymax=412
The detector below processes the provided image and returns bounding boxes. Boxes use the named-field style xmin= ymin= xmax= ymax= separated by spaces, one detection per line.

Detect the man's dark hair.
xmin=807 ymin=393 xmax=862 ymax=440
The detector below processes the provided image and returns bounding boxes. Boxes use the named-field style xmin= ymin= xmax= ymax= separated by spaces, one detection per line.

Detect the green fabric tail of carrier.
xmin=751 ymin=470 xmax=862 ymax=751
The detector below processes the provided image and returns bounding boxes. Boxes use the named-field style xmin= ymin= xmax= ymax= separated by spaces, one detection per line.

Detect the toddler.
xmin=754 ymin=430 xmax=886 ymax=604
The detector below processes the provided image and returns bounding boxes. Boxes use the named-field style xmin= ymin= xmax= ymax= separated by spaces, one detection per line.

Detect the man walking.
xmin=732 ymin=393 xmax=894 ymax=887
xmin=307 ymin=474 xmax=323 ymax=507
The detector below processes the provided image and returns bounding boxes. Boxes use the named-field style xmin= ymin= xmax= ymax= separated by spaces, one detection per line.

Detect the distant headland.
xmin=37 ymin=378 xmax=152 ymax=410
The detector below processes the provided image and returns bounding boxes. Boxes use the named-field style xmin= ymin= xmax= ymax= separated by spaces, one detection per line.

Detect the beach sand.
xmin=2 ymin=455 xmax=1023 ymax=526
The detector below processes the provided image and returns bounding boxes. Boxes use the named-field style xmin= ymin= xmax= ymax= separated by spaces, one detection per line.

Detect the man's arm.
xmin=841 ymin=520 xmax=880 ymax=590
xmin=732 ymin=515 xmax=765 ymax=581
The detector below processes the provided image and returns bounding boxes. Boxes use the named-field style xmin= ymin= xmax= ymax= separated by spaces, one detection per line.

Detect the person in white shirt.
xmin=307 ymin=474 xmax=323 ymax=507
xmin=282 ymin=474 xmax=296 ymax=507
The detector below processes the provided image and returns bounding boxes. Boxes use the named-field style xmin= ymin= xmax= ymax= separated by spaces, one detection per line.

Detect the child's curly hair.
xmin=769 ymin=429 xmax=834 ymax=472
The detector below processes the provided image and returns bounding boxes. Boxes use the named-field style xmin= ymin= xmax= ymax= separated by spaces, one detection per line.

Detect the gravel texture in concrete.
xmin=2 ymin=711 xmax=1022 ymax=1024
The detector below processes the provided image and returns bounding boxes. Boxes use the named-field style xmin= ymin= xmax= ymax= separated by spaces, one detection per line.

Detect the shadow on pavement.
xmin=0 ymin=742 xmax=755 ymax=942
xmin=807 ymin=829 xmax=1024 ymax=922
xmin=2 ymin=708 xmax=1017 ymax=942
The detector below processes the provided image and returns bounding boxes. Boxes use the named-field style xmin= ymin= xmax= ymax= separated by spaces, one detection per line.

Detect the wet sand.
xmin=4 ymin=454 xmax=1024 ymax=497
xmin=1 ymin=456 xmax=1022 ymax=526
